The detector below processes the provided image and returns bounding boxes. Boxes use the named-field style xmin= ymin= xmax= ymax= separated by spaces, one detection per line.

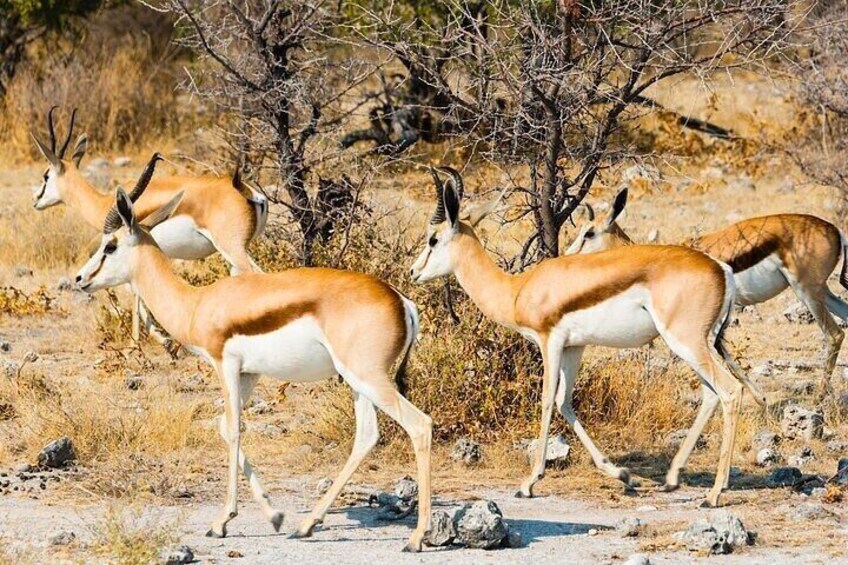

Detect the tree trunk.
xmin=538 ymin=112 xmax=563 ymax=258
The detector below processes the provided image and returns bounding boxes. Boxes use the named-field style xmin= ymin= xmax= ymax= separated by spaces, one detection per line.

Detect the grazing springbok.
xmin=567 ymin=187 xmax=848 ymax=391
xmin=31 ymin=107 xmax=268 ymax=342
xmin=73 ymin=154 xmax=433 ymax=552
xmin=410 ymin=167 xmax=765 ymax=506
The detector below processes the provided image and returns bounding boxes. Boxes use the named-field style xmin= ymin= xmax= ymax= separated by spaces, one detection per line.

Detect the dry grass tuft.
xmin=0 ymin=286 xmax=61 ymax=318
xmin=0 ymin=203 xmax=95 ymax=270
xmin=89 ymin=505 xmax=179 ymax=565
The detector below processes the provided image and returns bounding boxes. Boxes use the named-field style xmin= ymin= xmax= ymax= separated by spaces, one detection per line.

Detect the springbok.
xmin=410 ymin=167 xmax=765 ymax=506
xmin=567 ymin=187 xmax=848 ymax=391
xmin=31 ymin=107 xmax=268 ymax=342
xmin=74 ymin=154 xmax=433 ymax=552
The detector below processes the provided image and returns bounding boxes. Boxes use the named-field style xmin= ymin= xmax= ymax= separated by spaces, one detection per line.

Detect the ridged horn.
xmin=429 ymin=165 xmax=446 ymax=225
xmin=47 ymin=105 xmax=58 ymax=152
xmin=103 ymin=152 xmax=163 ymax=233
xmin=436 ymin=166 xmax=464 ymax=200
xmin=57 ymin=108 xmax=77 ymax=158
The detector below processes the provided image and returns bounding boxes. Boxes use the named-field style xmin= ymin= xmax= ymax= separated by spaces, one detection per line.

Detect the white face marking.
xmin=224 ymin=317 xmax=336 ymax=382
xmin=567 ymin=222 xmax=616 ymax=255
xmin=410 ymin=224 xmax=457 ymax=283
xmin=75 ymin=231 xmax=135 ymax=292
xmin=33 ymin=167 xmax=62 ymax=210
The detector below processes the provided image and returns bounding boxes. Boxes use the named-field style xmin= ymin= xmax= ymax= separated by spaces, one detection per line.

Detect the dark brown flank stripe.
xmin=693 ymin=234 xmax=780 ymax=274
xmin=207 ymin=302 xmax=317 ymax=358
xmin=540 ymin=272 xmax=647 ymax=330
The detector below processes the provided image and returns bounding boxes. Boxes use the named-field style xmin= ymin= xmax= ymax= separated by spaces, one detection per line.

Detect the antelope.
xmin=567 ymin=187 xmax=848 ymax=392
xmin=410 ymin=167 xmax=765 ymax=506
xmin=73 ymin=153 xmax=433 ymax=552
xmin=31 ymin=107 xmax=268 ymax=342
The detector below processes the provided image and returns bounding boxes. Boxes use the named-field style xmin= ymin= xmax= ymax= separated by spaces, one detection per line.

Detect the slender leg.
xmin=787 ymin=280 xmax=843 ymax=392
xmin=706 ymin=356 xmax=743 ymax=507
xmin=554 ymin=346 xmax=632 ymax=484
xmin=215 ymin=373 xmax=283 ymax=532
xmin=294 ymin=392 xmax=379 ymax=538
xmin=208 ymin=357 xmax=243 ymax=538
xmin=518 ymin=338 xmax=563 ymax=498
xmin=336 ymin=366 xmax=431 ymax=553
xmin=663 ymin=385 xmax=719 ymax=490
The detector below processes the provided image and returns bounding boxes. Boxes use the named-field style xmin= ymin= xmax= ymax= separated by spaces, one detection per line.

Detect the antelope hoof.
xmin=271 ymin=511 xmax=284 ymax=533
xmin=618 ymin=468 xmax=632 ymax=486
xmin=661 ymin=482 xmax=680 ymax=493
xmin=514 ymin=486 xmax=534 ymax=499
xmin=701 ymin=491 xmax=722 ymax=508
xmin=205 ymin=527 xmax=226 ymax=538
xmin=402 ymin=540 xmax=423 ymax=553
xmin=293 ymin=518 xmax=319 ymax=539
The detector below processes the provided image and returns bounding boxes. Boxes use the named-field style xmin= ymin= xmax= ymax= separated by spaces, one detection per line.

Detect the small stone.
xmin=48 ymin=531 xmax=75 ymax=546
xmin=57 ymin=277 xmax=72 ymax=292
xmin=787 ymin=446 xmax=815 ymax=468
xmin=504 ymin=529 xmax=522 ymax=548
xmin=624 ymin=555 xmax=651 ymax=565
xmin=227 ymin=550 xmax=243 ymax=558
xmin=37 ymin=437 xmax=75 ymax=468
xmin=524 ymin=434 xmax=571 ymax=466
xmin=790 ymin=503 xmax=834 ymax=520
xmin=125 ymin=375 xmax=144 ymax=391
xmin=162 ymin=544 xmax=194 ymax=564
xmin=1 ymin=359 xmax=18 ymax=379
xmin=678 ymin=510 xmax=752 ymax=555
xmin=454 ymin=500 xmax=508 ymax=549
xmin=394 ymin=475 xmax=418 ymax=503
xmin=425 ymin=509 xmax=456 ymax=547
xmin=756 ymin=448 xmax=779 ymax=467
xmin=316 ymin=477 xmax=333 ymax=495
xmin=247 ymin=398 xmax=272 ymax=415
xmin=22 ymin=351 xmax=38 ymax=364
xmin=13 ymin=463 xmax=31 ymax=474
xmin=752 ymin=430 xmax=780 ymax=450
xmin=113 ymin=156 xmax=132 ymax=167
xmin=781 ymin=405 xmax=824 ymax=441
xmin=588 ymin=528 xmax=598 ymax=536
xmin=783 ymin=303 xmax=815 ymax=324
xmin=667 ymin=428 xmax=706 ymax=450
xmin=0 ymin=339 xmax=11 ymax=353
xmin=451 ymin=437 xmax=482 ymax=465
xmin=616 ymin=517 xmax=647 ymax=537
xmin=836 ymin=458 xmax=848 ymax=486
xmin=751 ymin=363 xmax=772 ymax=377
xmin=767 ymin=466 xmax=802 ymax=488
xmin=14 ymin=265 xmax=33 ymax=277
xmin=646 ymin=229 xmax=659 ymax=243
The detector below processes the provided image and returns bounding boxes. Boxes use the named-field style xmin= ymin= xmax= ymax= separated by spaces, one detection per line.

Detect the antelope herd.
xmin=20 ymin=108 xmax=847 ymax=550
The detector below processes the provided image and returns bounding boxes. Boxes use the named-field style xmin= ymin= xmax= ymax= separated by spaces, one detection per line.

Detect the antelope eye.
xmin=428 ymin=235 xmax=438 ymax=247
xmin=104 ymin=241 xmax=117 ymax=254
xmin=585 ymin=229 xmax=595 ymax=238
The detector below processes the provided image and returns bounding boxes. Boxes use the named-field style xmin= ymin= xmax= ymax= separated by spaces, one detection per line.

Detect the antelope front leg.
xmin=664 ymin=385 xmax=719 ymax=491
xmin=208 ymin=358 xmax=243 ymax=538
xmin=517 ymin=341 xmax=561 ymax=498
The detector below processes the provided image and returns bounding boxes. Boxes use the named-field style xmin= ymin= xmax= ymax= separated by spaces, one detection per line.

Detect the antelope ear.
xmin=32 ymin=133 xmax=64 ymax=173
xmin=142 ymin=191 xmax=184 ymax=229
xmin=606 ymin=187 xmax=628 ymax=227
xmin=443 ymin=180 xmax=461 ymax=228
xmin=465 ymin=188 xmax=506 ymax=227
xmin=72 ymin=133 xmax=87 ymax=167
xmin=115 ymin=187 xmax=137 ymax=234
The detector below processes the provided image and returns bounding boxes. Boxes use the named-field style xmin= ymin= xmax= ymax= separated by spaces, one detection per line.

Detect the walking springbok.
xmin=567 ymin=187 xmax=848 ymax=391
xmin=74 ymin=154 xmax=433 ymax=552
xmin=410 ymin=167 xmax=765 ymax=506
xmin=31 ymin=107 xmax=268 ymax=342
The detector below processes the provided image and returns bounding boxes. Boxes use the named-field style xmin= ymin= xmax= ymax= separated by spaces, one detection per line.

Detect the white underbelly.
xmin=223 ymin=317 xmax=337 ymax=382
xmin=733 ymin=254 xmax=788 ymax=305
xmin=150 ymin=215 xmax=216 ymax=260
xmin=552 ymin=285 xmax=659 ymax=348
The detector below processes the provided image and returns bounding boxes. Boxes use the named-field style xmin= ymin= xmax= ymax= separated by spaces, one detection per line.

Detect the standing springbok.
xmin=31 ymin=107 xmax=268 ymax=342
xmin=410 ymin=167 xmax=765 ymax=506
xmin=567 ymin=187 xmax=848 ymax=391
xmin=74 ymin=154 xmax=432 ymax=552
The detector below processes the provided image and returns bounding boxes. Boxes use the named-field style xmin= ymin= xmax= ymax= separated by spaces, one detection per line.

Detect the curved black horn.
xmin=437 ymin=166 xmax=464 ymax=200
xmin=429 ymin=166 xmax=446 ymax=225
xmin=58 ymin=108 xmax=77 ymax=158
xmin=47 ymin=106 xmax=58 ymax=152
xmin=103 ymin=152 xmax=163 ymax=233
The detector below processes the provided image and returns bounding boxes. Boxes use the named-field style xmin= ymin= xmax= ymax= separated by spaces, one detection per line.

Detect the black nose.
xmin=74 ymin=275 xmax=82 ymax=284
